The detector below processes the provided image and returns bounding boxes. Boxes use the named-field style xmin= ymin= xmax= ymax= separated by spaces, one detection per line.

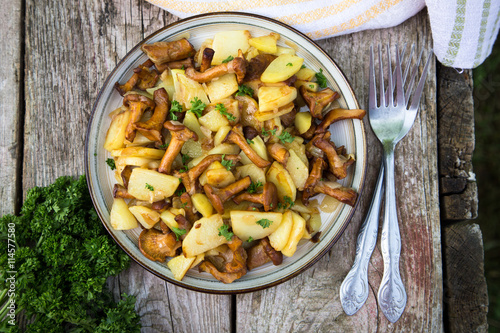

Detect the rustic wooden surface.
xmin=442 ymin=223 xmax=488 ymax=332
xmin=437 ymin=65 xmax=478 ymax=221
xmin=0 ymin=0 xmax=487 ymax=331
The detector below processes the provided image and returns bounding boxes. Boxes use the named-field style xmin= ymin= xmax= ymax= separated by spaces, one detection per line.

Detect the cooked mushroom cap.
xmin=138 ymin=228 xmax=181 ymax=262
xmin=199 ymin=236 xmax=248 ymax=283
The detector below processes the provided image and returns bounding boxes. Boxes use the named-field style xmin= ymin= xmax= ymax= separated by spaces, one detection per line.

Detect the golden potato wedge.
xmin=206 ymin=168 xmax=236 ymax=188
xmin=127 ymin=168 xmax=180 ymax=202
xmin=295 ymin=112 xmax=312 ymax=134
xmin=206 ymin=73 xmax=239 ymax=102
xmin=211 ymin=30 xmax=251 ymax=65
xmin=198 ymin=110 xmax=230 ymax=132
xmin=110 ymin=198 xmax=139 ymax=230
xmin=230 ymin=211 xmax=283 ymax=241
xmin=160 ymin=210 xmax=179 ymax=230
xmin=214 ymin=125 xmax=232 ymax=146
xmin=281 ymin=211 xmax=306 ymax=257
xmin=111 ymin=147 xmax=165 ymax=159
xmin=236 ymin=163 xmax=267 ymax=185
xmin=192 ymin=193 xmax=214 ymax=217
xmin=182 ymin=214 xmax=228 ymax=257
xmin=183 ymin=110 xmax=206 ymax=139
xmin=272 ymin=46 xmax=296 ymax=56
xmin=268 ymin=210 xmax=293 ymax=251
xmin=285 ymin=150 xmax=309 ymax=190
xmin=255 ymin=102 xmax=295 ymax=121
xmin=248 ymin=33 xmax=279 ymax=53
xmin=167 ymin=254 xmax=196 ymax=281
xmin=129 ymin=205 xmax=160 ymax=229
xmin=104 ymin=110 xmax=131 ymax=152
xmin=176 ymin=73 xmax=210 ymax=108
xmin=261 ymin=54 xmax=304 ymax=83
xmin=190 ymin=253 xmax=205 ymax=269
xmin=239 ymin=135 xmax=269 ymax=164
xmin=199 ymin=161 xmax=225 ymax=186
xmin=295 ymin=67 xmax=316 ymax=81
xmin=258 ymin=86 xmax=297 ymax=112
xmin=266 ymin=161 xmax=297 ymax=202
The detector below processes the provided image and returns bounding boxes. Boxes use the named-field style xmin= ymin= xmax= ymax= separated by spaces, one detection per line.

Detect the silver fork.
xmin=370 ymin=44 xmax=432 ymax=323
xmin=340 ymin=44 xmax=432 ymax=321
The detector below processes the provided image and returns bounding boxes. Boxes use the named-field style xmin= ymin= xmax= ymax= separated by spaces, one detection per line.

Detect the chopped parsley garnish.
xmin=315 ymin=68 xmax=328 ymax=88
xmin=159 ymin=143 xmax=169 ymax=149
xmin=216 ymin=103 xmax=236 ymax=121
xmin=221 ymin=55 xmax=234 ymax=63
xmin=106 ymin=158 xmax=116 ymax=170
xmin=246 ymin=138 xmax=254 ymax=145
xmin=221 ymin=154 xmax=235 ymax=170
xmin=145 ymin=183 xmax=154 ymax=191
xmin=218 ymin=224 xmax=234 ymax=241
xmin=247 ymin=181 xmax=263 ymax=194
xmin=188 ymin=97 xmax=206 ymax=117
xmin=262 ymin=127 xmax=277 ymax=137
xmin=181 ymin=65 xmax=185 ymax=70
xmin=171 ymin=227 xmax=187 ymax=240
xmin=309 ymin=84 xmax=315 ymax=89
xmin=286 ymin=63 xmax=293 ymax=67
xmin=170 ymin=100 xmax=183 ymax=121
xmin=256 ymin=218 xmax=273 ymax=229
xmin=236 ymin=84 xmax=254 ymax=97
xmin=247 ymin=236 xmax=254 ymax=243
xmin=278 ymin=131 xmax=295 ymax=144
xmin=301 ymin=64 xmax=306 ymax=69
xmin=284 ymin=196 xmax=295 ymax=208
xmin=180 ymin=202 xmax=188 ymax=209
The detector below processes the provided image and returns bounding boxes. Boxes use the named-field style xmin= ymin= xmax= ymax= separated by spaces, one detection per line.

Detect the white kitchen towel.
xmin=147 ymin=0 xmax=500 ymax=69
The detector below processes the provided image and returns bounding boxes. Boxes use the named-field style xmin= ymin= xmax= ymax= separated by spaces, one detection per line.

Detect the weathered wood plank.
xmin=442 ymin=223 xmax=488 ymax=332
xmin=236 ymin=10 xmax=443 ymax=332
xmin=0 ymin=0 xmax=22 ymax=216
xmin=437 ymin=66 xmax=478 ymax=221
xmin=23 ymin=1 xmax=231 ymax=331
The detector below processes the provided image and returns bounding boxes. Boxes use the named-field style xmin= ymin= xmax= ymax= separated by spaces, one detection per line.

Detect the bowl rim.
xmin=85 ymin=11 xmax=367 ymax=294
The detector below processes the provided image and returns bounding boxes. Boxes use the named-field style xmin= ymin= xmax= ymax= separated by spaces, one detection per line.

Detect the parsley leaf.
xmin=221 ymin=55 xmax=234 ymax=63
xmin=145 ymin=183 xmax=154 ymax=191
xmin=170 ymin=100 xmax=183 ymax=120
xmin=175 ymin=187 xmax=186 ymax=196
xmin=315 ymin=68 xmax=328 ymax=88
xmin=284 ymin=195 xmax=295 ymax=208
xmin=221 ymin=154 xmax=234 ymax=170
xmin=247 ymin=236 xmax=254 ymax=243
xmin=171 ymin=227 xmax=186 ymax=241
xmin=301 ymin=64 xmax=306 ymax=69
xmin=286 ymin=63 xmax=293 ymax=67
xmin=246 ymin=138 xmax=254 ymax=145
xmin=216 ymin=103 xmax=236 ymax=121
xmin=188 ymin=97 xmax=206 ymax=118
xmin=261 ymin=128 xmax=277 ymax=137
xmin=106 ymin=158 xmax=116 ymax=170
xmin=218 ymin=224 xmax=234 ymax=241
xmin=181 ymin=153 xmax=190 ymax=165
xmin=236 ymin=84 xmax=254 ymax=97
xmin=247 ymin=181 xmax=263 ymax=194
xmin=159 ymin=143 xmax=169 ymax=149
xmin=256 ymin=218 xmax=273 ymax=228
xmin=278 ymin=131 xmax=295 ymax=144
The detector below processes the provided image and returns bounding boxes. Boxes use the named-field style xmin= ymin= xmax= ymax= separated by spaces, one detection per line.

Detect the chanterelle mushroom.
xmin=233 ymin=182 xmax=278 ymax=212
xmin=123 ymin=94 xmax=156 ymax=142
xmin=174 ymin=154 xmax=241 ymax=195
xmin=223 ymin=124 xmax=271 ymax=168
xmin=199 ymin=235 xmax=248 ymax=284
xmin=313 ymin=136 xmax=354 ymax=180
xmin=185 ymin=50 xmax=247 ymax=84
xmin=138 ymin=228 xmax=181 ymax=262
xmin=299 ymin=86 xmax=340 ymax=119
xmin=114 ymin=60 xmax=159 ymax=96
xmin=200 ymin=48 xmax=215 ymax=73
xmin=204 ymin=176 xmax=252 ymax=214
xmin=158 ymin=121 xmax=198 ymax=174
xmin=247 ymin=237 xmax=283 ymax=270
xmin=315 ymin=108 xmax=366 ymax=134
xmin=134 ymin=88 xmax=170 ymax=143
xmin=141 ymin=38 xmax=196 ymax=66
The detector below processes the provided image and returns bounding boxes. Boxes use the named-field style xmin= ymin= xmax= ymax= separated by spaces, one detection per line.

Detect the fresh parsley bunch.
xmin=0 ymin=176 xmax=141 ymax=332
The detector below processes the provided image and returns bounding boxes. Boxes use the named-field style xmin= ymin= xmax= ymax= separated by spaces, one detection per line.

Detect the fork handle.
xmin=378 ymin=149 xmax=407 ymax=322
xmin=340 ymin=164 xmax=384 ymax=315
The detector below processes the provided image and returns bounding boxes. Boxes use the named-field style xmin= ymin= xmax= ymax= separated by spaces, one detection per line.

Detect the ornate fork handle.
xmin=340 ymin=164 xmax=384 ymax=315
xmin=378 ymin=148 xmax=407 ymax=323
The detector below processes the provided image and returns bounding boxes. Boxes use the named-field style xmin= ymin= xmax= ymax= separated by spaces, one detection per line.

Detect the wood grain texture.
xmin=0 ymin=0 xmax=22 ymax=216
xmin=237 ymin=10 xmax=443 ymax=332
xmin=442 ymin=223 xmax=488 ymax=332
xmin=22 ymin=1 xmax=230 ymax=331
xmin=437 ymin=66 xmax=478 ymax=221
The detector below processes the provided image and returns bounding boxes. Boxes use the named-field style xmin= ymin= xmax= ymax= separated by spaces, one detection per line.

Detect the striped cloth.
xmin=147 ymin=0 xmax=500 ymax=69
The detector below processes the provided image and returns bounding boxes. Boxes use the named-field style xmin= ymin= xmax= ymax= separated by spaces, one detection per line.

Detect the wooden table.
xmin=0 ymin=1 xmax=488 ymax=332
